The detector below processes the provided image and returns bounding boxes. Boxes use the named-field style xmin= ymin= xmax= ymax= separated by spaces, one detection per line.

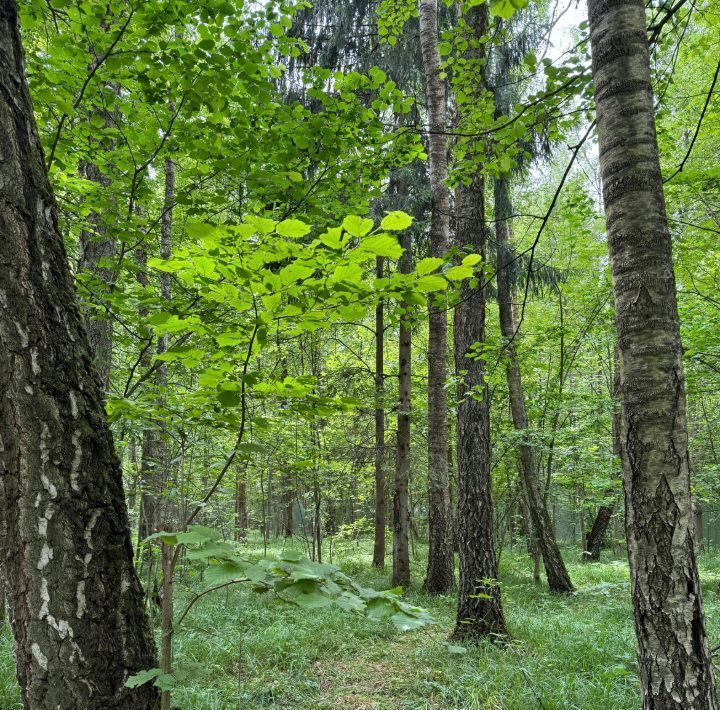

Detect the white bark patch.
xmin=70 ymin=430 xmax=82 ymax=492
xmin=76 ymin=581 xmax=86 ymax=619
xmin=30 ymin=347 xmax=40 ymax=375
xmin=69 ymin=391 xmax=79 ymax=418
xmin=37 ymin=542 xmax=53 ymax=570
xmin=24 ymin=384 xmax=33 ymax=395
xmin=31 ymin=643 xmax=48 ymax=671
xmin=14 ymin=320 xmax=28 ymax=348
xmin=39 ymin=578 xmax=73 ymax=639
xmin=84 ymin=509 xmax=101 ymax=550
xmin=37 ymin=503 xmax=54 ymax=536
xmin=39 ymin=473 xmax=57 ymax=499
xmin=39 ymin=424 xmax=57 ymax=499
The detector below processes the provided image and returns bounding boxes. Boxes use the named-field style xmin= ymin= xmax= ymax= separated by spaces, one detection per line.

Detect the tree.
xmin=450 ymin=0 xmax=506 ymax=640
xmin=0 ymin=1 xmax=158 ymax=707
xmin=393 ymin=228 xmax=413 ymax=589
xmin=373 ymin=255 xmax=387 ymax=567
xmin=494 ymin=176 xmax=574 ymax=593
xmin=587 ymin=0 xmax=717 ymax=705
xmin=418 ymin=0 xmax=454 ymax=596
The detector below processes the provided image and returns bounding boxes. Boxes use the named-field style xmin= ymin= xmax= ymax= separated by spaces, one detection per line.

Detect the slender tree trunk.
xmin=235 ymin=466 xmax=248 ymax=541
xmin=0 ymin=3 xmax=158 ymax=707
xmin=373 ymin=256 xmax=387 ymax=567
xmin=393 ymin=229 xmax=412 ymax=589
xmin=585 ymin=346 xmax=621 ymax=562
xmin=451 ymin=1 xmax=506 ymax=640
xmin=588 ymin=1 xmax=717 ymax=705
xmin=418 ymin=0 xmax=454 ymax=596
xmin=135 ymin=246 xmax=164 ymax=549
xmin=494 ymin=177 xmax=574 ymax=593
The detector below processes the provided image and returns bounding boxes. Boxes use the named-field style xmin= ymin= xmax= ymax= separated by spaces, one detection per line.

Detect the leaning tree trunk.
xmin=588 ymin=0 xmax=717 ymax=706
xmin=418 ymin=0 xmax=454 ymax=596
xmin=393 ymin=229 xmax=412 ymax=589
xmin=373 ymin=256 xmax=387 ymax=567
xmin=494 ymin=178 xmax=574 ymax=593
xmin=585 ymin=345 xmax=621 ymax=562
xmin=0 ymin=3 xmax=158 ymax=708
xmin=451 ymin=1 xmax=506 ymax=640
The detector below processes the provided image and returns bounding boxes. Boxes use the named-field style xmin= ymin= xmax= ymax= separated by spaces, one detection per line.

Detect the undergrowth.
xmin=2 ymin=539 xmax=720 ymax=708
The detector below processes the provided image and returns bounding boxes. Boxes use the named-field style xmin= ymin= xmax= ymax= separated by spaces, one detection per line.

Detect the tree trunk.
xmin=494 ymin=177 xmax=574 ymax=593
xmin=585 ymin=505 xmax=613 ymax=562
xmin=235 ymin=466 xmax=248 ymax=541
xmin=0 ymin=3 xmax=158 ymax=707
xmin=418 ymin=0 xmax=454 ymax=596
xmin=451 ymin=2 xmax=506 ymax=640
xmin=78 ymin=159 xmax=114 ymax=391
xmin=588 ymin=1 xmax=717 ymax=705
xmin=393 ymin=229 xmax=412 ymax=589
xmin=373 ymin=256 xmax=387 ymax=567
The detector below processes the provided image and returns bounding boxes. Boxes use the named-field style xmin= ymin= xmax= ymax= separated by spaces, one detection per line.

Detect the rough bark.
xmin=392 ymin=229 xmax=412 ymax=589
xmin=0 ymin=2 xmax=158 ymax=707
xmin=418 ymin=0 xmax=454 ymax=596
xmin=78 ymin=159 xmax=114 ymax=391
xmin=494 ymin=178 xmax=574 ymax=593
xmin=585 ymin=505 xmax=614 ymax=562
xmin=373 ymin=256 xmax=387 ymax=567
xmin=588 ymin=0 xmax=717 ymax=705
xmin=450 ymin=2 xmax=506 ymax=640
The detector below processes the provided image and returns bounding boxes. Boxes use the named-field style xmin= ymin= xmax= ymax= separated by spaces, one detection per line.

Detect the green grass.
xmin=3 ymin=541 xmax=720 ymax=708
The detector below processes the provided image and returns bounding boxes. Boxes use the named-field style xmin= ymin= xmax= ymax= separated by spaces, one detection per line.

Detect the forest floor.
xmin=3 ymin=538 xmax=720 ymax=709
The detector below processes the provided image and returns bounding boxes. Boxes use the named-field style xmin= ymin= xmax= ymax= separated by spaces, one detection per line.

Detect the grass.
xmin=3 ymin=539 xmax=720 ymax=708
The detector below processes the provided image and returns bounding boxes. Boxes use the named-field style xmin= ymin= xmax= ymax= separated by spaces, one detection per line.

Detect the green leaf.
xmin=445 ymin=265 xmax=474 ymax=281
xmin=416 ymin=257 xmax=444 ymax=275
xmin=218 ymin=389 xmax=241 ymax=407
xmin=276 ymin=219 xmax=311 ymax=238
xmin=417 ymin=275 xmax=448 ymax=292
xmin=125 ymin=668 xmax=162 ymax=689
xmin=360 ymin=234 xmax=403 ymax=258
xmin=380 ymin=211 xmax=413 ymax=231
xmin=462 ymin=254 xmax=482 ymax=267
xmin=342 ymin=215 xmax=374 ymax=237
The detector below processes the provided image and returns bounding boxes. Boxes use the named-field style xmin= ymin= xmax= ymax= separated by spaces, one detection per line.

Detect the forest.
xmin=0 ymin=0 xmax=719 ymax=707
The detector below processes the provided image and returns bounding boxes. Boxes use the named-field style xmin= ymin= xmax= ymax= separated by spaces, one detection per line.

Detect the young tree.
xmin=0 ymin=2 xmax=158 ymax=707
xmin=373 ymin=255 xmax=387 ymax=567
xmin=588 ymin=0 xmax=717 ymax=705
xmin=393 ymin=229 xmax=412 ymax=588
xmin=418 ymin=0 xmax=454 ymax=596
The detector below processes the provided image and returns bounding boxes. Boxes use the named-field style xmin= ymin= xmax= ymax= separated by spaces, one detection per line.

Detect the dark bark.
xmin=588 ymin=0 xmax=717 ymax=705
xmin=419 ymin=0 xmax=454 ymax=596
xmin=494 ymin=177 xmax=574 ymax=593
xmin=373 ymin=256 xmax=387 ymax=567
xmin=78 ymin=159 xmax=114 ymax=391
xmin=451 ymin=2 xmax=506 ymax=641
xmin=393 ymin=229 xmax=412 ymax=589
xmin=0 ymin=2 xmax=158 ymax=707
xmin=585 ymin=505 xmax=614 ymax=562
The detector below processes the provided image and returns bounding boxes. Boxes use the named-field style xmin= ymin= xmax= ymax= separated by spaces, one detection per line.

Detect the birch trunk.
xmin=418 ymin=0 xmax=454 ymax=595
xmin=0 ymin=2 xmax=158 ymax=706
xmin=588 ymin=0 xmax=716 ymax=705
